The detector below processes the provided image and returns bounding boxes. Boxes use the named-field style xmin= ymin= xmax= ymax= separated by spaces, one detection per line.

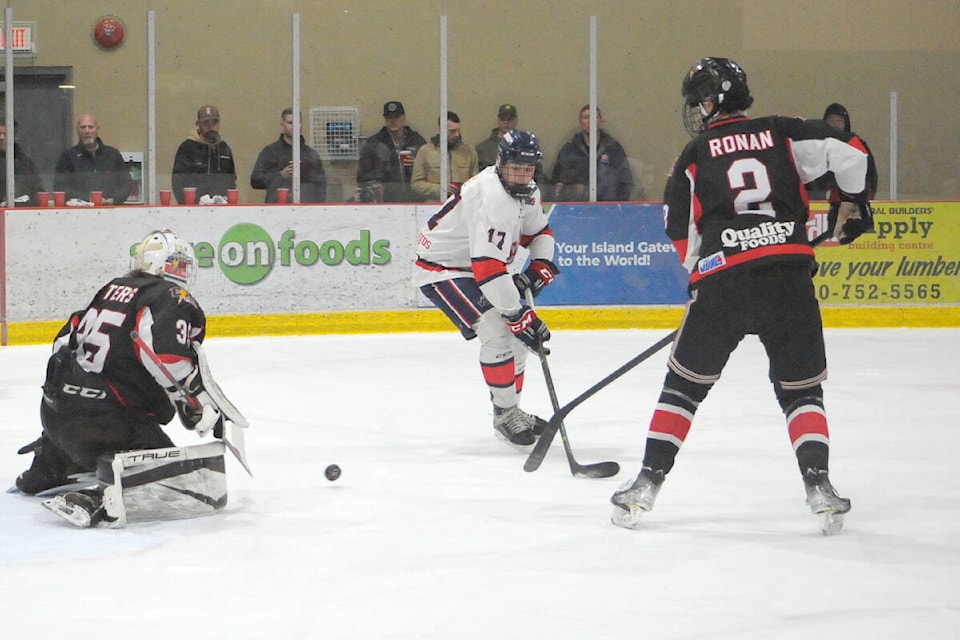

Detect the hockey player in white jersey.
xmin=416 ymin=130 xmax=559 ymax=446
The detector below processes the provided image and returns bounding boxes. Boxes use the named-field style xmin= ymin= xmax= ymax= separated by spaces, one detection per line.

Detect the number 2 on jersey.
xmin=728 ymin=158 xmax=775 ymax=217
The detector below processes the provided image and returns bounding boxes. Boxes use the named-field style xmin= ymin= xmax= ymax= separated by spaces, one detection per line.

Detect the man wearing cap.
xmin=355 ymin=100 xmax=426 ymax=202
xmin=476 ymin=104 xmax=545 ymax=186
xmin=54 ymin=114 xmax=132 ymax=205
xmin=476 ymin=104 xmax=519 ymax=171
xmin=171 ymin=104 xmax=237 ymax=204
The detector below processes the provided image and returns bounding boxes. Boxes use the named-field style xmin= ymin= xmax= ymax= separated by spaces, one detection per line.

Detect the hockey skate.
xmin=803 ymin=468 xmax=851 ymax=535
xmin=42 ymin=489 xmax=114 ymax=528
xmin=610 ymin=466 xmax=665 ymax=529
xmin=493 ymin=405 xmax=536 ymax=446
xmin=14 ymin=435 xmax=86 ymax=496
xmin=517 ymin=407 xmax=548 ymax=437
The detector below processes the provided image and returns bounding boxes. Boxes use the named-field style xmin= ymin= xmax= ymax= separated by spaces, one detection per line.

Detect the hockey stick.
xmin=524 ymin=290 xmax=620 ymax=478
xmin=131 ymin=331 xmax=253 ymax=477
xmin=524 ymin=330 xmax=675 ymax=472
xmin=525 ymin=229 xmax=836 ymax=472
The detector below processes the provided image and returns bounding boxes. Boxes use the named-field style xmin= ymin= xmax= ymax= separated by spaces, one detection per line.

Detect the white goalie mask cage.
xmin=132 ymin=229 xmax=197 ymax=286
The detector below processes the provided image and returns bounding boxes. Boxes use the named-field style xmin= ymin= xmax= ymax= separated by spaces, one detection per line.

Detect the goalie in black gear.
xmin=15 ymin=229 xmax=228 ymax=526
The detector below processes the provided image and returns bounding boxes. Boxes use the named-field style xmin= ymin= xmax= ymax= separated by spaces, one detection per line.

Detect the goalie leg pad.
xmin=96 ymin=442 xmax=228 ymax=526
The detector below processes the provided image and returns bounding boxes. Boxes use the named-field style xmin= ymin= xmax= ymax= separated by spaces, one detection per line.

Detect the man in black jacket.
xmin=0 ymin=120 xmax=45 ymax=206
xmin=549 ymin=105 xmax=634 ymax=202
xmin=53 ymin=114 xmax=132 ymax=205
xmin=355 ymin=101 xmax=426 ymax=202
xmin=171 ymin=104 xmax=237 ymax=204
xmin=250 ymin=107 xmax=326 ymax=203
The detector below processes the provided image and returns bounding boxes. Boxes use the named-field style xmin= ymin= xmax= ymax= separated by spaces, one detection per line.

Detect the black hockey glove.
xmin=827 ymin=198 xmax=874 ymax=245
xmin=503 ymin=307 xmax=551 ymax=354
xmin=513 ymin=259 xmax=559 ymax=298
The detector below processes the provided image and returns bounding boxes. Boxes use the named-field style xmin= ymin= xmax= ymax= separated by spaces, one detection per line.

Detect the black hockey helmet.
xmin=681 ymin=57 xmax=754 ymax=136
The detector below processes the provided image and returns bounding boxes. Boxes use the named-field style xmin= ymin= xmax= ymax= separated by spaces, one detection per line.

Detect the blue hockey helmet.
xmin=497 ymin=130 xmax=542 ymax=167
xmin=496 ymin=130 xmax=541 ymax=198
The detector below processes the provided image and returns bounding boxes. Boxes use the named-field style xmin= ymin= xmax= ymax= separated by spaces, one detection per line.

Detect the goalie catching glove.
xmin=513 ymin=259 xmax=559 ymax=298
xmin=171 ymin=367 xmax=224 ymax=438
xmin=503 ymin=307 xmax=551 ymax=354
xmin=828 ymin=193 xmax=874 ymax=245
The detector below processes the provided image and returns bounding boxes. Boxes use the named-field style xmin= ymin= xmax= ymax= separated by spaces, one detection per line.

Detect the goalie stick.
xmin=524 ymin=290 xmax=619 ymax=478
xmin=525 ymin=230 xmax=835 ymax=473
xmin=131 ymin=331 xmax=253 ymax=477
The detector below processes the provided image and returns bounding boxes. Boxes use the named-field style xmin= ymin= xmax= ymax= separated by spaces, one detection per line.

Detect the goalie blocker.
xmin=43 ymin=441 xmax=227 ymax=528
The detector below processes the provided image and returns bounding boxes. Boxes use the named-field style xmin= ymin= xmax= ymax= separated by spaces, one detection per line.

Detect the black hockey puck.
xmin=325 ymin=464 xmax=341 ymax=481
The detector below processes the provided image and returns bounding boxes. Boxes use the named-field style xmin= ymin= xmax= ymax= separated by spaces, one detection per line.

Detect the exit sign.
xmin=0 ymin=23 xmax=36 ymax=56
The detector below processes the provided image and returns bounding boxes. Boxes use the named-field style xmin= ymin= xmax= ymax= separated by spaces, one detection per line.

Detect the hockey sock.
xmin=481 ymin=356 xmax=517 ymax=409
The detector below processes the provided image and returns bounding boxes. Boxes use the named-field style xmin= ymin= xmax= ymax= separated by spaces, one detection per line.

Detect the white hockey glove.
xmin=174 ymin=368 xmax=224 ymax=438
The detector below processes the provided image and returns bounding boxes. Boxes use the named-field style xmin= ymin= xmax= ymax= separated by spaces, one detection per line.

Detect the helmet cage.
xmin=681 ymin=57 xmax=752 ymax=136
xmin=495 ymin=130 xmax=542 ymax=198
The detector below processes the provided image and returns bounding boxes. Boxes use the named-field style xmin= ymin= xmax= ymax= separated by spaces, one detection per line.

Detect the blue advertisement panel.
xmin=538 ymin=203 xmax=689 ymax=306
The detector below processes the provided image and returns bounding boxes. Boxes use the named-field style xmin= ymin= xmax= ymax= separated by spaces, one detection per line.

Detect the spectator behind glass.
xmin=354 ymin=100 xmax=426 ymax=202
xmin=53 ymin=114 xmax=132 ymax=205
xmin=411 ymin=110 xmax=479 ymax=202
xmin=171 ymin=104 xmax=237 ymax=204
xmin=251 ymin=107 xmax=327 ymax=203
xmin=549 ymin=105 xmax=633 ymax=202
xmin=476 ymin=104 xmax=545 ymax=186
xmin=0 ymin=120 xmax=45 ymax=206
xmin=476 ymin=104 xmax=518 ymax=170
xmin=805 ymin=102 xmax=879 ymax=201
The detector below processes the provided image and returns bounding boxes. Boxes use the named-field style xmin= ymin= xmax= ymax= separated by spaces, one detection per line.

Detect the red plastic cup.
xmin=36 ymin=191 xmax=49 ymax=207
xmin=227 ymin=189 xmax=239 ymax=204
xmin=398 ymin=150 xmax=414 ymax=167
xmin=53 ymin=191 xmax=66 ymax=207
xmin=159 ymin=190 xmax=172 ymax=206
xmin=90 ymin=191 xmax=103 ymax=206
xmin=276 ymin=188 xmax=289 ymax=204
xmin=182 ymin=187 xmax=197 ymax=205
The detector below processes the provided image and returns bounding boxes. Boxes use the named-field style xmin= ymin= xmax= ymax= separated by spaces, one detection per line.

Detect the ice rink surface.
xmin=1 ymin=328 xmax=958 ymax=639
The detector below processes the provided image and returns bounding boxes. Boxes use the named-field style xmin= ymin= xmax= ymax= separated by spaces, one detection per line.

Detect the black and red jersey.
xmin=663 ymin=115 xmax=869 ymax=286
xmin=53 ymin=274 xmax=206 ymax=421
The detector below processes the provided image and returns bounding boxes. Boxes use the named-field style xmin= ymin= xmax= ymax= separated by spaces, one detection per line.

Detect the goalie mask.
xmin=681 ymin=57 xmax=754 ymax=137
xmin=496 ymin=130 xmax=542 ymax=198
xmin=132 ymin=229 xmax=196 ymax=286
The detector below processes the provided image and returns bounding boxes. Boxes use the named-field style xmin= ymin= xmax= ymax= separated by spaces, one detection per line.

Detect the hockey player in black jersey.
xmin=15 ymin=229 xmax=229 ymax=526
xmin=611 ymin=58 xmax=873 ymax=534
